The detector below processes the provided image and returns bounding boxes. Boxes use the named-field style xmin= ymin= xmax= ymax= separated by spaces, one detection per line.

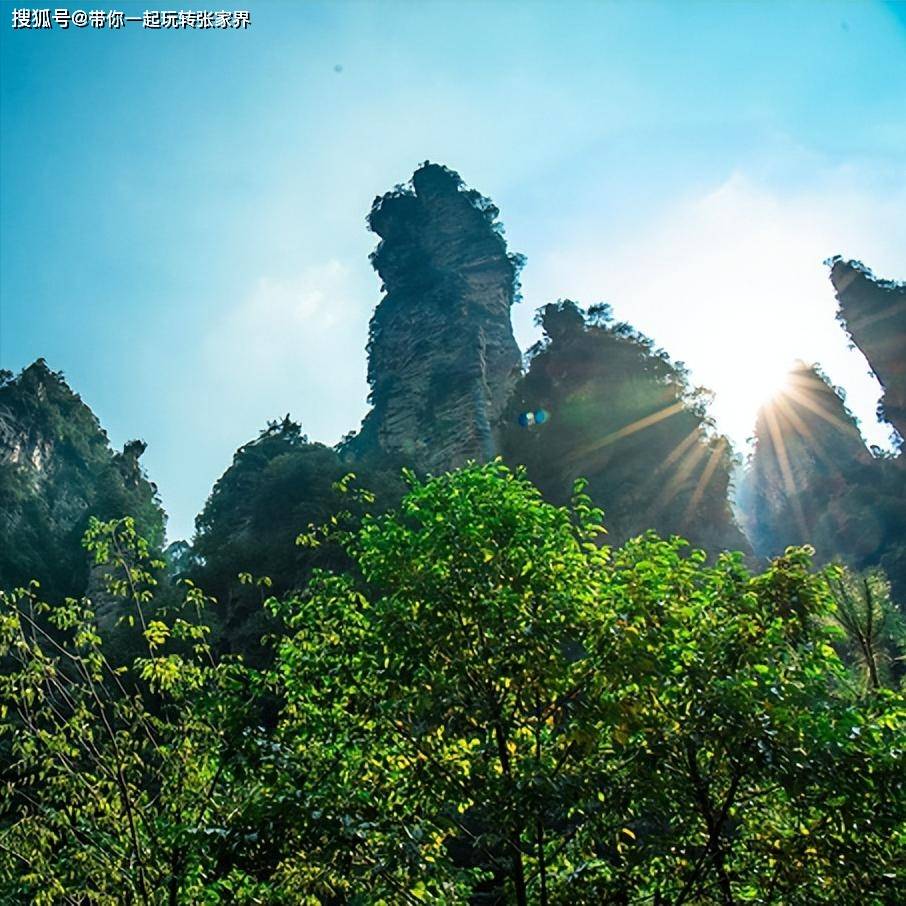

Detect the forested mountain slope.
xmin=500 ymin=300 xmax=747 ymax=552
xmin=0 ymin=360 xmax=164 ymax=602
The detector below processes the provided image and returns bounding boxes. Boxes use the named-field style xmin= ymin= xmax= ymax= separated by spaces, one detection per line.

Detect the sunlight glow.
xmin=565 ymin=400 xmax=686 ymax=468
xmin=763 ymin=401 xmax=809 ymax=538
xmin=771 ymin=394 xmax=834 ymax=472
xmin=682 ymin=438 xmax=727 ymax=525
xmin=655 ymin=432 xmax=710 ymax=509
xmin=528 ymin=174 xmax=900 ymax=455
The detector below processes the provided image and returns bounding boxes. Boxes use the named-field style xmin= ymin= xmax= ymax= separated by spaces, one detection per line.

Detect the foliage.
xmin=826 ymin=566 xmax=906 ymax=691
xmin=0 ymin=517 xmax=267 ymax=904
xmin=189 ymin=416 xmax=402 ymax=662
xmin=264 ymin=462 xmax=611 ymax=902
xmin=575 ymin=543 xmax=904 ymax=903
xmin=0 ymin=361 xmax=165 ymax=602
xmin=1 ymin=464 xmax=903 ymax=904
xmin=501 ymin=301 xmax=747 ymax=556
xmin=365 ymin=161 xmax=525 ymax=307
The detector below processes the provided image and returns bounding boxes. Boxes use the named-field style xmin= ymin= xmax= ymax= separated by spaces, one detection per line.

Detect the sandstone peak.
xmin=829 ymin=257 xmax=906 ymax=445
xmin=349 ymin=163 xmax=523 ymax=472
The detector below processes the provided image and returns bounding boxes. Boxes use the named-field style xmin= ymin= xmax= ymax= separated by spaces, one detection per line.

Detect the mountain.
xmin=500 ymin=300 xmax=748 ymax=552
xmin=344 ymin=162 xmax=523 ymax=472
xmin=738 ymin=259 xmax=906 ymax=603
xmin=340 ymin=162 xmax=745 ymax=551
xmin=829 ymin=257 xmax=906 ymax=446
xmin=6 ymin=167 xmax=903 ymax=635
xmin=740 ymin=361 xmax=869 ymax=558
xmin=179 ymin=163 xmax=750 ymax=652
xmin=0 ymin=360 xmax=165 ymax=602
xmin=740 ymin=353 xmax=906 ymax=603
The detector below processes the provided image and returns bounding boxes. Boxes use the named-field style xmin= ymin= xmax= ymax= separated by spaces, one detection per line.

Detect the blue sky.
xmin=2 ymin=0 xmax=905 ymax=541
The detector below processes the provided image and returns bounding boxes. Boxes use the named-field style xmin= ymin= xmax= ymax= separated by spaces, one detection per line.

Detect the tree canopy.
xmin=2 ymin=463 xmax=902 ymax=904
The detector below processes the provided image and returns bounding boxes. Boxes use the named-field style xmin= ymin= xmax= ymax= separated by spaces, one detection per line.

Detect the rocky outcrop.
xmin=829 ymin=257 xmax=906 ymax=444
xmin=346 ymin=163 xmax=523 ymax=473
xmin=0 ymin=360 xmax=165 ymax=601
xmin=740 ymin=361 xmax=870 ymax=559
xmin=739 ymin=358 xmax=906 ymax=601
xmin=501 ymin=300 xmax=750 ymax=554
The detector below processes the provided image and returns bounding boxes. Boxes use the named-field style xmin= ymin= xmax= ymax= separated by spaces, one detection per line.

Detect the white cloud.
xmin=216 ymin=263 xmax=350 ymax=370
xmin=200 ymin=258 xmax=373 ymax=447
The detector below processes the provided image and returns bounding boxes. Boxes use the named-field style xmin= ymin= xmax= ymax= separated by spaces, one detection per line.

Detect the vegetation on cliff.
xmin=501 ymin=300 xmax=747 ymax=554
xmin=0 ymin=361 xmax=165 ymax=602
xmin=188 ymin=416 xmax=401 ymax=661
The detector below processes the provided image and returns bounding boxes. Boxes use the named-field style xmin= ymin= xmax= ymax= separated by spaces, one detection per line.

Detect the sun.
xmin=700 ymin=353 xmax=799 ymax=452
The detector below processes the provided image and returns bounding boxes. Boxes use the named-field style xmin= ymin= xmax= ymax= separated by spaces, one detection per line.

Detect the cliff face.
xmin=0 ymin=360 xmax=165 ymax=601
xmin=347 ymin=163 xmax=523 ymax=472
xmin=830 ymin=258 xmax=906 ymax=444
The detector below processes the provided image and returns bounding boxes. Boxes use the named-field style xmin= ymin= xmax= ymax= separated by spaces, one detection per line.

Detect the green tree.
xmin=568 ymin=542 xmax=904 ymax=903
xmin=266 ymin=462 xmax=611 ymax=903
xmin=826 ymin=566 xmax=905 ymax=691
xmin=2 ymin=464 xmax=903 ymax=904
xmin=267 ymin=463 xmax=904 ymax=903
xmin=0 ymin=518 xmax=269 ymax=904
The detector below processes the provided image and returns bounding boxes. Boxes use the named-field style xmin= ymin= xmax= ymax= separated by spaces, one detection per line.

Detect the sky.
xmin=2 ymin=0 xmax=905 ymax=542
